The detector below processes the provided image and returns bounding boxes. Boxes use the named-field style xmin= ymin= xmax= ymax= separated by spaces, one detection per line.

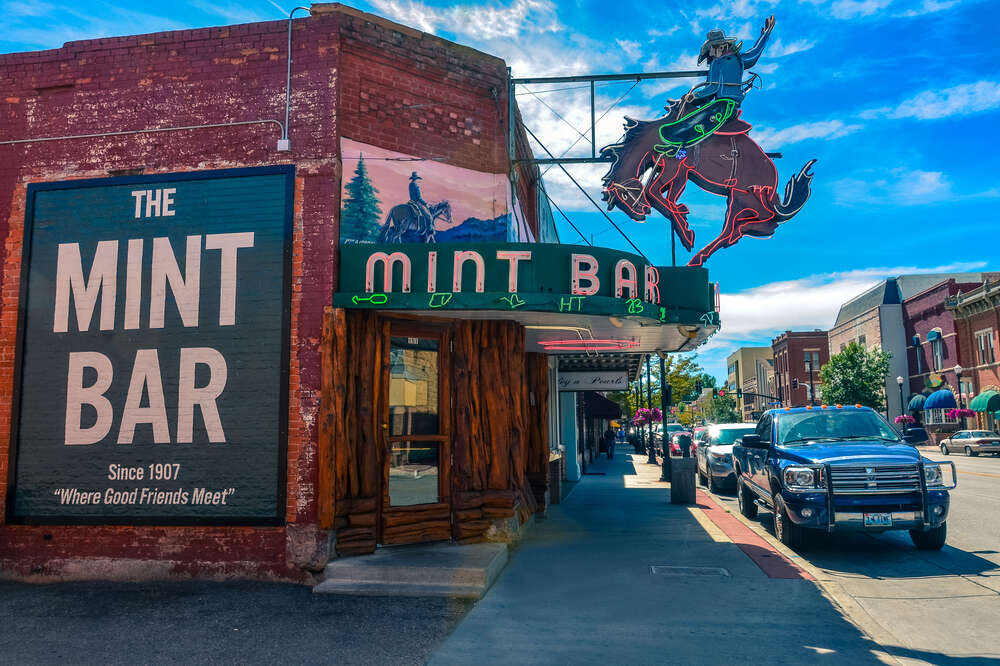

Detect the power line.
xmin=537 ymin=180 xmax=591 ymax=246
xmin=523 ymin=124 xmax=648 ymax=261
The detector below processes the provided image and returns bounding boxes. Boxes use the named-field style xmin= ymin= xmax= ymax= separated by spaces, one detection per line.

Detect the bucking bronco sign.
xmin=600 ymin=16 xmax=816 ymax=267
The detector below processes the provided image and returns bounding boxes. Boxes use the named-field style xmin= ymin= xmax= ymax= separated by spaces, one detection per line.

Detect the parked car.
xmin=732 ymin=405 xmax=956 ymax=550
xmin=668 ymin=431 xmax=695 ymax=456
xmin=939 ymin=430 xmax=1000 ymax=456
xmin=901 ymin=427 xmax=930 ymax=447
xmin=696 ymin=423 xmax=757 ymax=493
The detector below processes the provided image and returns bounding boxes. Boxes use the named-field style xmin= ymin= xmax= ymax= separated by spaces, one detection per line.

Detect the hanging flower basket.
xmin=946 ymin=408 xmax=975 ymax=420
xmin=894 ymin=414 xmax=915 ymax=425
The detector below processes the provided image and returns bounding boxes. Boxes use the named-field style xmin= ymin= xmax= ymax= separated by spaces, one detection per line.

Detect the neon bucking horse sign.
xmin=600 ymin=16 xmax=816 ymax=267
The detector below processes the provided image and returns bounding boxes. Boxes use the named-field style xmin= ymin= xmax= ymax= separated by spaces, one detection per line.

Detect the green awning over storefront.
xmin=970 ymin=390 xmax=1000 ymax=412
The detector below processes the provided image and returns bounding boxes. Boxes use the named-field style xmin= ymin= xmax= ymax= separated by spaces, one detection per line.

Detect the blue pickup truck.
xmin=732 ymin=405 xmax=957 ymax=550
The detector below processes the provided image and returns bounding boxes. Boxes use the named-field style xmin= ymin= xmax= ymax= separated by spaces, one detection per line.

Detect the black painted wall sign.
xmin=10 ymin=166 xmax=293 ymax=524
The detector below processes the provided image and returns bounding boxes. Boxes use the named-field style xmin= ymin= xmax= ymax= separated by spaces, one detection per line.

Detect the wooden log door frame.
xmin=377 ymin=319 xmax=454 ymax=546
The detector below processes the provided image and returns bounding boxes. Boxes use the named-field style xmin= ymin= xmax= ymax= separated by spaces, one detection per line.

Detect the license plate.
xmin=864 ymin=512 xmax=892 ymax=527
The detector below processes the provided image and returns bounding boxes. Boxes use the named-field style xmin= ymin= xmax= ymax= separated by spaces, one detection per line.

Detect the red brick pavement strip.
xmin=695 ymin=489 xmax=814 ymax=581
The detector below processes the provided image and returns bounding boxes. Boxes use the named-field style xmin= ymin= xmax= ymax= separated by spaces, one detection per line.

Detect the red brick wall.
xmin=771 ymin=331 xmax=829 ymax=407
xmin=0 ymin=6 xmax=534 ymax=581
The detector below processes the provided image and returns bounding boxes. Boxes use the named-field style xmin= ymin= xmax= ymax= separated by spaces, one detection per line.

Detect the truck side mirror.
xmin=739 ymin=434 xmax=766 ymax=449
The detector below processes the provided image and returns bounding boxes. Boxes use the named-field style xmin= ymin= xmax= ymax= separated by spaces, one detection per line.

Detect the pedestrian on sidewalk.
xmin=604 ymin=427 xmax=615 ymax=459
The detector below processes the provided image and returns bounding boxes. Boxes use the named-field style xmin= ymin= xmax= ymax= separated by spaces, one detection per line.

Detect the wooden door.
xmin=377 ymin=321 xmax=453 ymax=545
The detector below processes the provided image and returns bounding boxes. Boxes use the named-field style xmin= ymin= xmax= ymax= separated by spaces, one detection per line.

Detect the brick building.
xmin=0 ymin=6 xmax=718 ymax=581
xmin=901 ymin=278 xmax=990 ymax=432
xmin=725 ymin=346 xmax=771 ymax=420
xmin=772 ymin=331 xmax=828 ymax=407
xmin=948 ymin=279 xmax=1000 ymax=430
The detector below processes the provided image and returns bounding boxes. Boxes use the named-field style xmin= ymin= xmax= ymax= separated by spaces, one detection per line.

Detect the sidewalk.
xmin=429 ymin=450 xmax=887 ymax=665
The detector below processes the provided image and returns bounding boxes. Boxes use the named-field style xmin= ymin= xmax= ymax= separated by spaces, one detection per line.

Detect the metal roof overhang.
xmin=394 ymin=307 xmax=717 ymax=357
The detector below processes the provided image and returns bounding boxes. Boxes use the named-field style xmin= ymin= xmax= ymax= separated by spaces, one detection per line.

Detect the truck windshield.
xmin=777 ymin=410 xmax=901 ymax=445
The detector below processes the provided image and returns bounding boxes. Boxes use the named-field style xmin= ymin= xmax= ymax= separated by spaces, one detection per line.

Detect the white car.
xmin=696 ymin=422 xmax=758 ymax=492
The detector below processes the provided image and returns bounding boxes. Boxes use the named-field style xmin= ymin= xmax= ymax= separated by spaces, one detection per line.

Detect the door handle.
xmin=381 ymin=423 xmax=389 ymax=430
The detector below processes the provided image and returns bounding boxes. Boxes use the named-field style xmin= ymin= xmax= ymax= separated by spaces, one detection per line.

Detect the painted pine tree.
xmin=341 ymin=155 xmax=382 ymax=242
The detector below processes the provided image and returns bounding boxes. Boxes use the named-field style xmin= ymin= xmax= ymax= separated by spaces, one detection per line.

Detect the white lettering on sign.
xmin=150 ymin=235 xmax=201 ymax=328
xmin=365 ymin=252 xmax=411 ymax=293
xmin=614 ymin=259 xmax=638 ymax=299
xmin=645 ymin=265 xmax=660 ymax=303
xmin=53 ymin=241 xmax=118 ymax=333
xmin=205 ymin=232 xmax=254 ymax=326
xmin=64 ymin=351 xmax=115 ymax=445
xmin=53 ymin=234 xmax=254 ymax=331
xmin=571 ymin=254 xmax=600 ymax=296
xmin=452 ymin=251 xmax=485 ymax=293
xmin=63 ymin=347 xmax=229 ymax=445
xmin=131 ymin=189 xmax=176 ymax=218
xmin=496 ymin=250 xmax=531 ymax=293
xmin=117 ymin=349 xmax=170 ymax=444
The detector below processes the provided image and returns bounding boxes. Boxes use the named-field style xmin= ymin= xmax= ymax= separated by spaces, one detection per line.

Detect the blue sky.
xmin=3 ymin=0 xmax=999 ymax=381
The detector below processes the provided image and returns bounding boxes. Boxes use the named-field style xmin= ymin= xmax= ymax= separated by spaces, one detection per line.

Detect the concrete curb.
xmin=696 ymin=490 xmax=906 ymax=666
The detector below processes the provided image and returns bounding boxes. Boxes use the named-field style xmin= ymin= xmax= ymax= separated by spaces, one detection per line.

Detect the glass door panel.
xmin=388 ymin=441 xmax=440 ymax=506
xmin=389 ymin=336 xmax=439 ymax=436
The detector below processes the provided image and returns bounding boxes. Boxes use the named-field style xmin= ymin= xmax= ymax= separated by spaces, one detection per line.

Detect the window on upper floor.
xmin=932 ymin=337 xmax=944 ymax=371
xmin=858 ymin=334 xmax=867 ymax=347
xmin=976 ymin=329 xmax=995 ymax=365
xmin=804 ymin=351 xmax=821 ymax=373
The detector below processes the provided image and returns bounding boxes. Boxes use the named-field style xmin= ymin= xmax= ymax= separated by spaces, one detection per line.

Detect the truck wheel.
xmin=736 ymin=478 xmax=757 ymax=519
xmin=965 ymin=446 xmax=978 ymax=457
xmin=940 ymin=444 xmax=949 ymax=455
xmin=707 ymin=470 xmax=719 ymax=493
xmin=773 ymin=494 xmax=803 ymax=549
xmin=697 ymin=464 xmax=706 ymax=486
xmin=910 ymin=523 xmax=947 ymax=550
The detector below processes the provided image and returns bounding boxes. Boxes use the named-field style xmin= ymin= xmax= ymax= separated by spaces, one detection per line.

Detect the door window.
xmin=388 ymin=336 xmax=442 ymax=506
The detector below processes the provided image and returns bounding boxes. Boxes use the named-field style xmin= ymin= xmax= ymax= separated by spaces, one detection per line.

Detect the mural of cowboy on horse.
xmin=379 ymin=171 xmax=452 ymax=243
xmin=600 ymin=15 xmax=816 ymax=267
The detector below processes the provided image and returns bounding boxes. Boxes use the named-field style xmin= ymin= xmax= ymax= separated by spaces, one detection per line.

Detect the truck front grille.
xmin=829 ymin=463 xmax=921 ymax=494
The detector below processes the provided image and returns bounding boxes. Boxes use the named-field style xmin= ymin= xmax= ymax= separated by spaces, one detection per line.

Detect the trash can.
xmin=670 ymin=457 xmax=697 ymax=504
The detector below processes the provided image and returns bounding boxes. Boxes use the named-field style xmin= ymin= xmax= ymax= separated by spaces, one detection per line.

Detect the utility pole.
xmin=659 ymin=353 xmax=672 ymax=481
xmin=635 ymin=379 xmax=644 ymax=454
xmin=646 ymin=355 xmax=656 ymax=465
xmin=808 ymin=354 xmax=816 ymax=406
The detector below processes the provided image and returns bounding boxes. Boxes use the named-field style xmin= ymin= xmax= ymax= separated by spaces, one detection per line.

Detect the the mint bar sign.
xmin=11 ymin=167 xmax=293 ymax=524
xmin=558 ymin=371 xmax=629 ymax=391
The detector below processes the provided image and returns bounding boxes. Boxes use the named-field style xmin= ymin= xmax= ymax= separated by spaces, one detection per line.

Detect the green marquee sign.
xmin=334 ymin=242 xmax=718 ymax=327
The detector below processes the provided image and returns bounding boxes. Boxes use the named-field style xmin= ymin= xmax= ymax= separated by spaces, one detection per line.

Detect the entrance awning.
xmin=582 ymin=391 xmax=622 ymax=419
xmin=333 ymin=242 xmax=720 ymax=354
xmin=924 ymin=389 xmax=957 ymax=410
xmin=970 ymin=390 xmax=1000 ymax=412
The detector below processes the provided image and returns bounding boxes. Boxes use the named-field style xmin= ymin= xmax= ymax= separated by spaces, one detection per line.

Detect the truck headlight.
xmin=924 ymin=464 xmax=943 ymax=487
xmin=783 ymin=466 xmax=817 ymax=492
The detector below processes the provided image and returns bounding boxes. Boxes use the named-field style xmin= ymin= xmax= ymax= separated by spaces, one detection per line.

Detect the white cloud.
xmin=753 ymin=119 xmax=863 ymax=149
xmin=882 ymin=81 xmax=1000 ymax=120
xmin=768 ymin=38 xmax=816 ymax=57
xmin=831 ymin=167 xmax=1000 ymax=206
xmin=189 ymin=0 xmax=279 ymax=24
xmin=754 ymin=62 xmax=778 ymax=75
xmin=895 ymin=0 xmax=960 ymax=17
xmin=647 ymin=26 xmax=680 ymax=38
xmin=615 ymin=39 xmax=642 ymax=62
xmin=369 ymin=0 xmax=561 ymax=40
xmin=691 ymin=261 xmax=989 ymax=378
xmin=829 ymin=0 xmax=892 ymax=19
xmin=695 ymin=0 xmax=779 ymax=22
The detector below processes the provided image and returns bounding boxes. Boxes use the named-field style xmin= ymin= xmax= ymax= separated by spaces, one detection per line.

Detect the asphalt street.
xmin=708 ymin=450 xmax=1000 ymax=664
xmin=0 ymin=580 xmax=473 ymax=665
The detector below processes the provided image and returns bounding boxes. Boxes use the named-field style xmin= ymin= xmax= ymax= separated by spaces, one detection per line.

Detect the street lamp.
xmin=896 ymin=376 xmax=906 ymax=433
xmin=954 ymin=364 xmax=965 ymax=430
